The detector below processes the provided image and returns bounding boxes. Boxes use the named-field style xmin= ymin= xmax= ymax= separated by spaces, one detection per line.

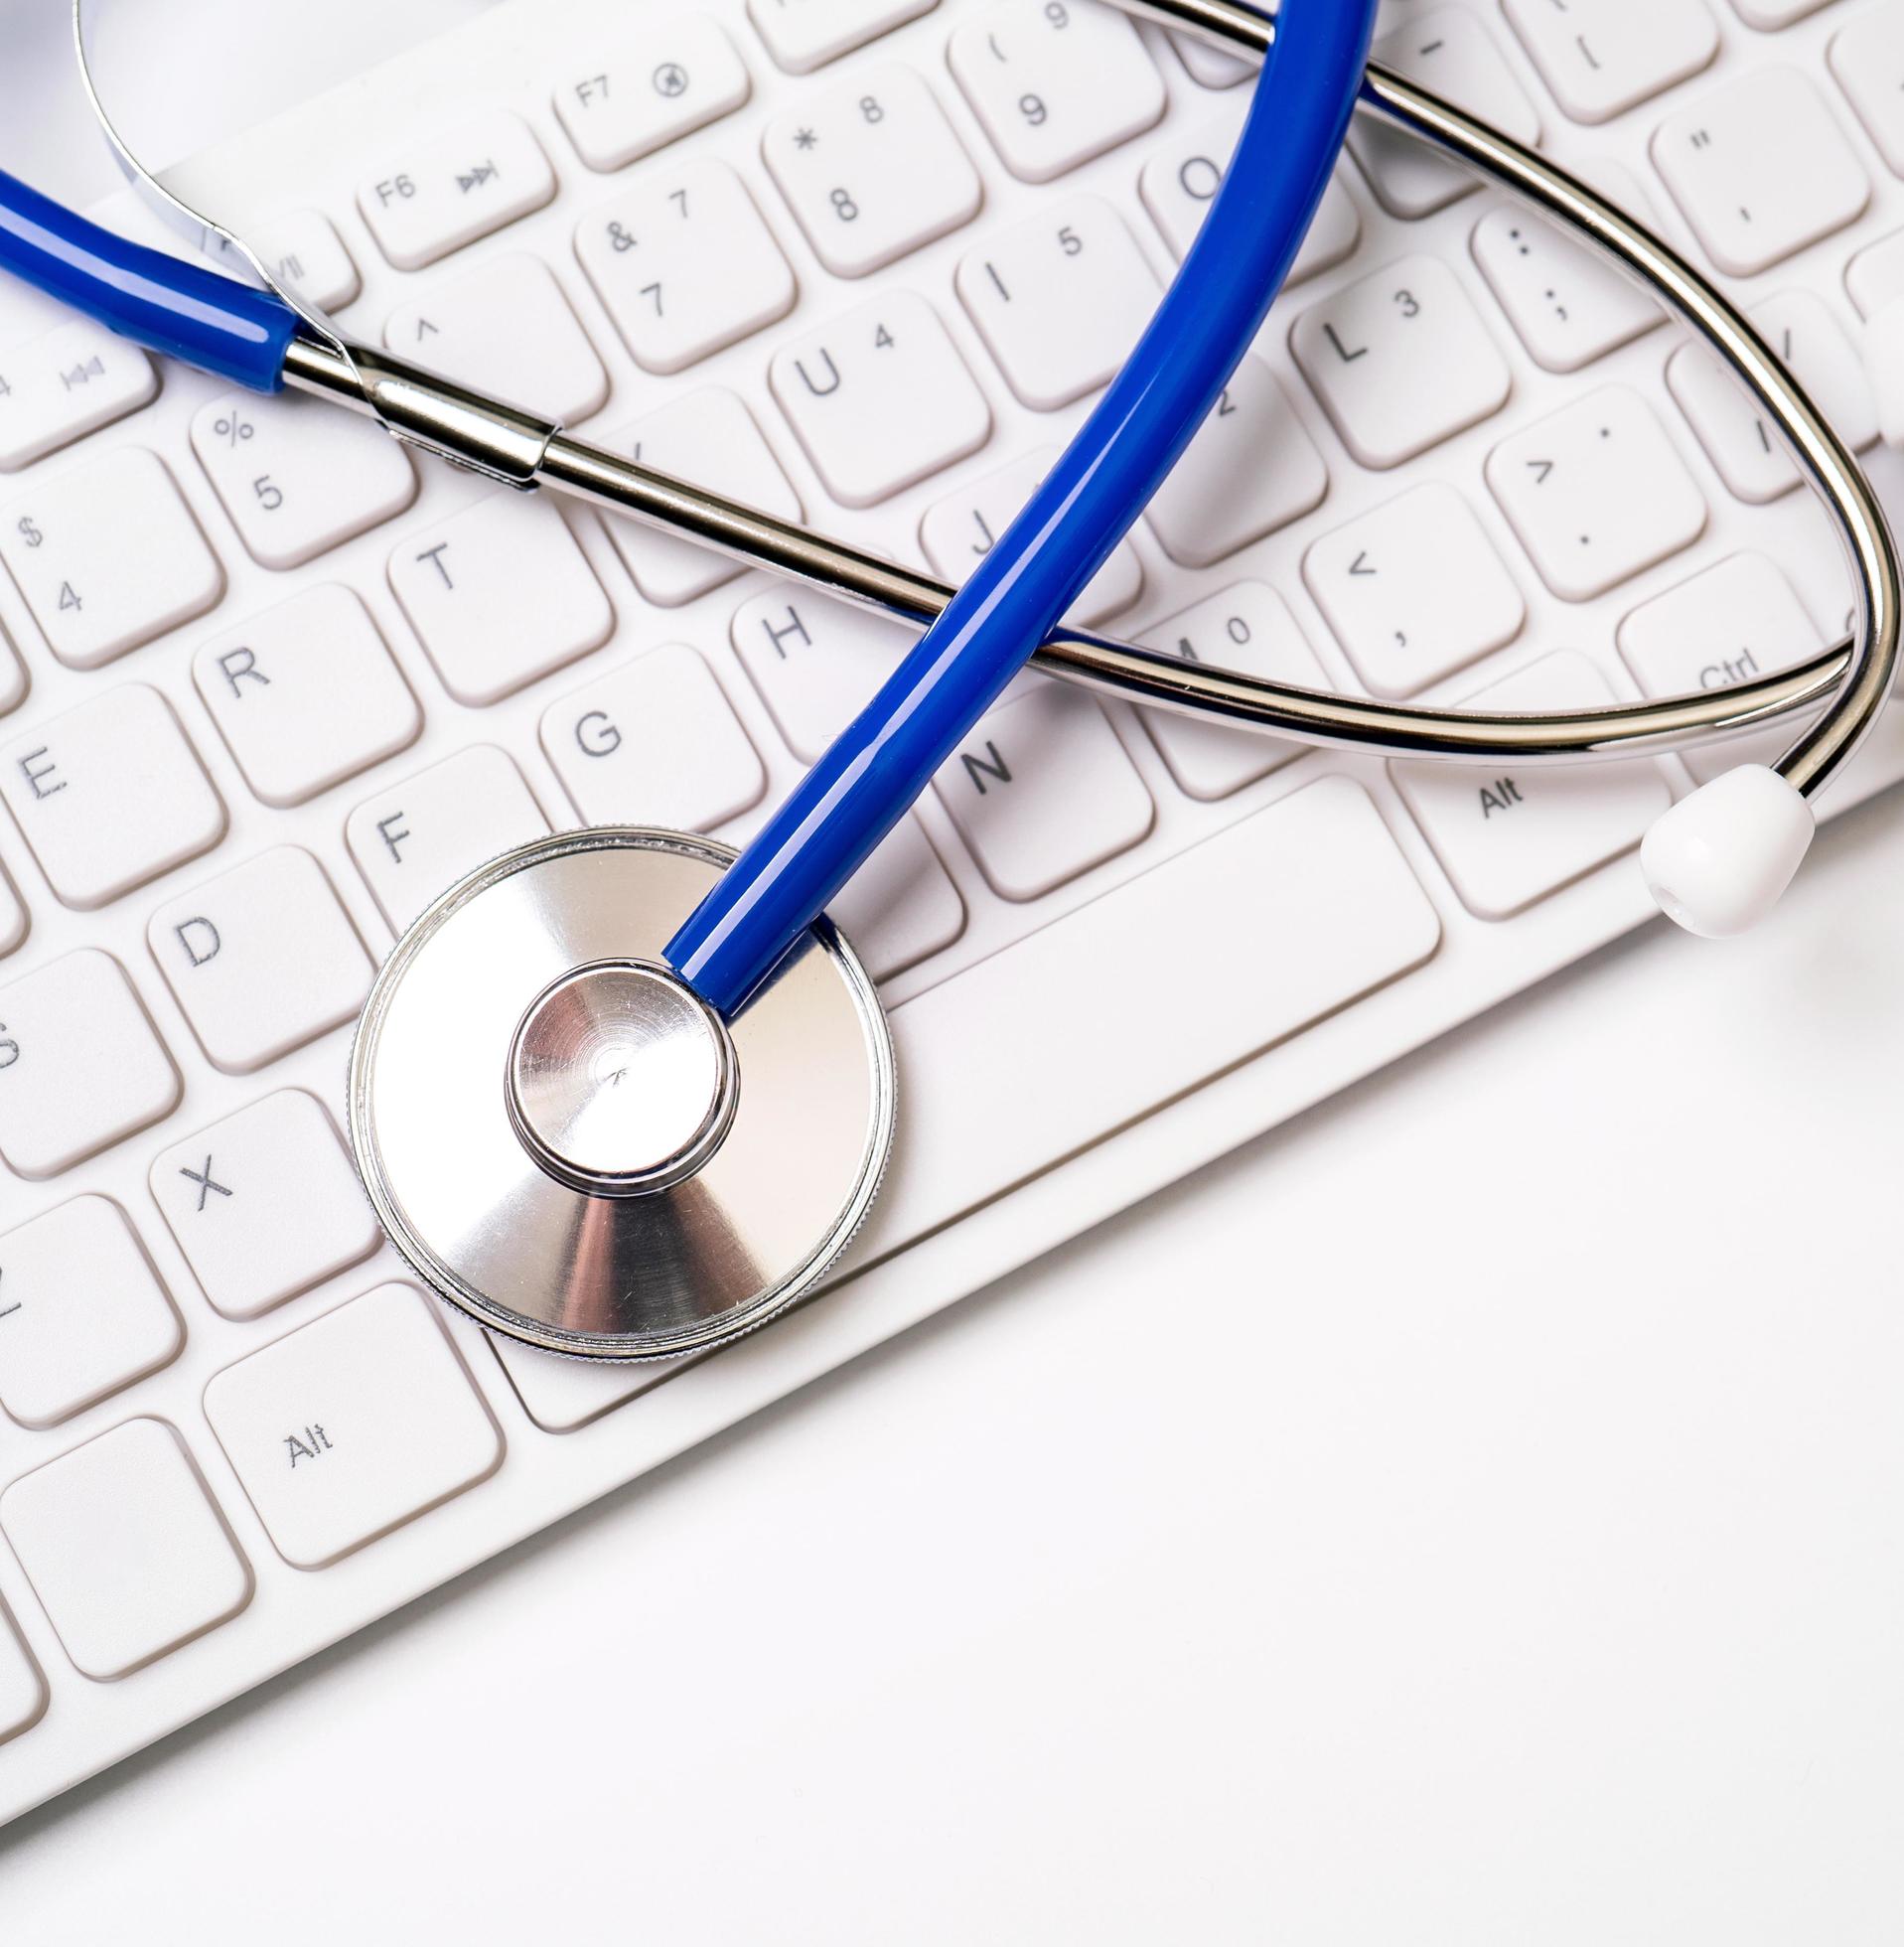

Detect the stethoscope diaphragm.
xmin=348 ymin=828 xmax=895 ymax=1363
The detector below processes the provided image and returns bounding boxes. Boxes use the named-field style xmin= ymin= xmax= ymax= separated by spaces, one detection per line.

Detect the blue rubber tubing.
xmin=0 ymin=167 xmax=298 ymax=391
xmin=667 ymin=0 xmax=1380 ymax=1018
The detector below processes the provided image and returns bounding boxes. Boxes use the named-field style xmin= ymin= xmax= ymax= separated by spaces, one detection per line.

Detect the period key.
xmin=203 ymin=1282 xmax=503 ymax=1569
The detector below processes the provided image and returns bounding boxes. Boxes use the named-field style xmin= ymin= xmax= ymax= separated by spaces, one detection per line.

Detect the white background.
xmin=2 ymin=2 xmax=1903 ymax=1938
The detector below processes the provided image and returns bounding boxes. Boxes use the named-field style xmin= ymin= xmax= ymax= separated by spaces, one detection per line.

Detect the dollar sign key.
xmin=16 ymin=517 xmax=42 ymax=548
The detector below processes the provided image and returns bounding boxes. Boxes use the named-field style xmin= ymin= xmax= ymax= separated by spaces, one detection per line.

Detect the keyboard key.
xmin=540 ymin=643 xmax=767 ymax=829
xmin=249 ymin=210 xmax=360 ymax=314
xmin=1831 ymin=5 xmax=1904 ymax=176
xmin=0 ymin=1419 xmax=250 ymax=1680
xmin=0 ymin=949 xmax=179 ymax=1178
xmin=598 ymin=389 xmax=805 ymax=607
xmin=357 ymin=112 xmax=557 ymax=270
xmin=1143 ymin=355 xmax=1328 ymax=567
xmin=194 ymin=585 xmax=421 ymax=809
xmin=731 ymin=584 xmax=909 ymax=760
xmin=955 ymin=196 xmax=1159 ymax=410
xmin=1303 ymin=483 xmax=1527 ymax=698
xmin=192 ymin=388 xmax=417 ymax=572
xmin=0 ymin=321 xmax=157 ymax=473
xmin=0 ymin=448 xmax=223 ymax=670
xmin=1391 ymin=652 xmax=1674 ymax=920
xmin=389 ymin=493 xmax=614 ymax=706
xmin=950 ymin=0 xmax=1165 ymax=182
xmin=934 ymin=683 xmax=1152 ymax=900
xmin=489 ymin=1334 xmax=680 ymax=1432
xmin=1733 ymin=0 xmax=1832 ymax=21
xmin=348 ymin=745 xmax=550 ymax=935
xmin=1169 ymin=32 xmax=1250 ymax=91
xmin=204 ymin=1282 xmax=502 ymax=1570
xmin=0 ymin=855 xmax=24 ymax=959
xmin=749 ymin=0 xmax=937 ymax=74
xmin=0 ymin=1603 xmax=44 ymax=1743
xmin=1751 ymin=290 xmax=1879 ymax=451
xmin=921 ymin=446 xmax=1142 ymax=627
xmin=879 ymin=776 xmax=1440 ymax=1247
xmin=1487 ymin=386 xmax=1707 ymax=601
xmin=1846 ymin=225 xmax=1904 ymax=317
xmin=1653 ymin=69 xmax=1868 ymax=276
xmin=1291 ymin=256 xmax=1513 ymax=470
xmin=1502 ymin=0 xmax=1718 ymax=124
xmin=825 ymin=814 xmax=965 ymax=980
xmin=0 ymin=624 xmax=21 ymax=716
xmin=765 ymin=64 xmax=982 ymax=277
xmin=384 ymin=254 xmax=609 ymax=424
xmin=0 ymin=1197 xmax=181 ymax=1428
xmin=770 ymin=291 xmax=991 ymax=506
xmin=1350 ymin=12 xmax=1542 ymax=220
xmin=0 ymin=683 xmax=225 ymax=909
xmin=1470 ymin=198 xmax=1664 ymax=374
xmin=576 ymin=157 xmax=797 ymax=374
xmin=1616 ymin=552 xmax=1827 ymax=783
xmin=148 ymin=847 xmax=372 ymax=1075
xmin=1668 ymin=343 xmax=1803 ymax=503
xmin=554 ymin=15 xmax=752 ymax=171
xmin=1137 ymin=582 xmax=1328 ymax=801
xmin=151 ymin=1090 xmax=380 ymax=1321
xmin=1139 ymin=98 xmax=1360 ymax=286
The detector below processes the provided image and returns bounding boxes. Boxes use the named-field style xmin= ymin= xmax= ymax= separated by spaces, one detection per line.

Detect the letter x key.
xmin=180 ymin=1154 xmax=233 ymax=1213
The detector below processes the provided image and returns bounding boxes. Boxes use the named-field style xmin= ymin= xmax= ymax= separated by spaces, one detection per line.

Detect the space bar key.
xmin=865 ymin=773 xmax=1444 ymax=1254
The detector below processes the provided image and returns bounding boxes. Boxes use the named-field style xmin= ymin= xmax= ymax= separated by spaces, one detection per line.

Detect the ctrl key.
xmin=205 ymin=1283 xmax=503 ymax=1570
xmin=0 ymin=1420 xmax=251 ymax=1681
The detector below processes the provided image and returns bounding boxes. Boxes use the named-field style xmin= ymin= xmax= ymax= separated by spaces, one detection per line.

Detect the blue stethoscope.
xmin=2 ymin=0 xmax=1896 ymax=1358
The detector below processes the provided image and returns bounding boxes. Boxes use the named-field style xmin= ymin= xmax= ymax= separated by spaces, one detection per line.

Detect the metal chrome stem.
xmin=280 ymin=6 xmax=1900 ymax=785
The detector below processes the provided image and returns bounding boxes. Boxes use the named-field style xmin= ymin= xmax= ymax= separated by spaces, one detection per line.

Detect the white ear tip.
xmin=1641 ymin=765 xmax=1814 ymax=937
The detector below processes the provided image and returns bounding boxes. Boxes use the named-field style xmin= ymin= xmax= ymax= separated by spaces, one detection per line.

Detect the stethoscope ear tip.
xmin=1641 ymin=765 xmax=1816 ymax=939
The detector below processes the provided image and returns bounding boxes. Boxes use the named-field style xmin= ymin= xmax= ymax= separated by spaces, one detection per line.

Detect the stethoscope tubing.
xmin=271 ymin=31 xmax=1893 ymax=789
xmin=660 ymin=0 xmax=1376 ymax=1014
xmin=5 ymin=7 xmax=1890 ymax=785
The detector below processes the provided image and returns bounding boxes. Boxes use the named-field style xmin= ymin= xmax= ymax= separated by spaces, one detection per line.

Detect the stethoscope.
xmin=3 ymin=0 xmax=1896 ymax=1361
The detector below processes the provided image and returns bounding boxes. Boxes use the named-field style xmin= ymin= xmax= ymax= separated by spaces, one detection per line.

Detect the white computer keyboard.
xmin=3 ymin=0 xmax=1904 ymax=1821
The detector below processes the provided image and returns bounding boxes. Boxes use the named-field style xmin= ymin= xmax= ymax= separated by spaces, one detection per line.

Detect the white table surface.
xmin=2 ymin=4 xmax=1902 ymax=1939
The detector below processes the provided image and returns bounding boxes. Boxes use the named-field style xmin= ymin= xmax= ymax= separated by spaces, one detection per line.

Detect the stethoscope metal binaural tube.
xmin=270 ymin=0 xmax=1899 ymax=793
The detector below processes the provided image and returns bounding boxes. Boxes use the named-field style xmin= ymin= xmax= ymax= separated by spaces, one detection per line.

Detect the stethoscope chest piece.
xmin=348 ymin=828 xmax=895 ymax=1364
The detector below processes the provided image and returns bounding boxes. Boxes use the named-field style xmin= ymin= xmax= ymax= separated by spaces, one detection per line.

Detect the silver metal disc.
xmin=348 ymin=828 xmax=896 ymax=1363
